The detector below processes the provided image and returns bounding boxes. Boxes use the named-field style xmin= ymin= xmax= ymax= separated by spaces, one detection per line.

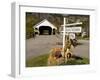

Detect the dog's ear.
xmin=49 ymin=48 xmax=55 ymax=57
xmin=49 ymin=49 xmax=53 ymax=53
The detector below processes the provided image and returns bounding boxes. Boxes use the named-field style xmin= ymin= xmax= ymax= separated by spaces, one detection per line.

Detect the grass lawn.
xmin=61 ymin=58 xmax=89 ymax=65
xmin=26 ymin=54 xmax=49 ymax=67
xmin=26 ymin=54 xmax=89 ymax=67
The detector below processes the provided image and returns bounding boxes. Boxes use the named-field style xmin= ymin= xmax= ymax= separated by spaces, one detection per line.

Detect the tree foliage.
xmin=26 ymin=12 xmax=89 ymax=39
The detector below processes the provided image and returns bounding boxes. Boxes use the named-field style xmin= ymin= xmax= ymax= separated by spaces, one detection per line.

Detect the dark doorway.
xmin=53 ymin=29 xmax=56 ymax=35
xmin=39 ymin=26 xmax=52 ymax=35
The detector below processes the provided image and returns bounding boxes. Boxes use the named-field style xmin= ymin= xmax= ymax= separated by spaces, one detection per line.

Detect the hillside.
xmin=26 ymin=12 xmax=89 ymax=39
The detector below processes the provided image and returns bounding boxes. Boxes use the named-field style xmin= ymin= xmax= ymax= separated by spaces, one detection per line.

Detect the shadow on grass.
xmin=61 ymin=55 xmax=89 ymax=65
xmin=72 ymin=55 xmax=83 ymax=60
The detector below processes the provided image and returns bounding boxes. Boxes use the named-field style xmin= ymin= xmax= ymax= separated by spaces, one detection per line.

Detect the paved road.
xmin=73 ymin=40 xmax=89 ymax=58
xmin=26 ymin=35 xmax=63 ymax=59
xmin=26 ymin=35 xmax=89 ymax=59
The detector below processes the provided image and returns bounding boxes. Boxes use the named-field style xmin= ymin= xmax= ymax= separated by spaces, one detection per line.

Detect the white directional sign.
xmin=61 ymin=22 xmax=82 ymax=26
xmin=65 ymin=27 xmax=82 ymax=33
xmin=65 ymin=33 xmax=76 ymax=39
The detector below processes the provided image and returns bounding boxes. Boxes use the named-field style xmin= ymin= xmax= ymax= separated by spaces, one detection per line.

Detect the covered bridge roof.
xmin=33 ymin=19 xmax=57 ymax=29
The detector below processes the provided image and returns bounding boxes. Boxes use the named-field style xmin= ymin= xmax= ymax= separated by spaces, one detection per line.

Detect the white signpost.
xmin=61 ymin=22 xmax=82 ymax=26
xmin=65 ymin=27 xmax=82 ymax=33
xmin=65 ymin=27 xmax=82 ymax=39
xmin=62 ymin=18 xmax=82 ymax=38
xmin=62 ymin=17 xmax=82 ymax=62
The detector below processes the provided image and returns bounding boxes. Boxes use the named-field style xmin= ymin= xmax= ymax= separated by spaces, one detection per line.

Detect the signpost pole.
xmin=62 ymin=16 xmax=82 ymax=63
xmin=63 ymin=17 xmax=66 ymax=63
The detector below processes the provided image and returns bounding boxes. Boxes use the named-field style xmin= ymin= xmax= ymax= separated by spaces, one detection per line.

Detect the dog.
xmin=47 ymin=36 xmax=75 ymax=66
xmin=64 ymin=48 xmax=72 ymax=62
xmin=47 ymin=47 xmax=73 ymax=66
xmin=47 ymin=48 xmax=64 ymax=66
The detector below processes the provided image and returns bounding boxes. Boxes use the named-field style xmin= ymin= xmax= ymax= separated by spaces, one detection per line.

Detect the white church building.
xmin=33 ymin=19 xmax=57 ymax=35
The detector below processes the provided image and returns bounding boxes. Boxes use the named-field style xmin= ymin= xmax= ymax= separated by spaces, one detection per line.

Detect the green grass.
xmin=61 ymin=58 xmax=89 ymax=65
xmin=26 ymin=54 xmax=89 ymax=67
xmin=26 ymin=54 xmax=49 ymax=67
